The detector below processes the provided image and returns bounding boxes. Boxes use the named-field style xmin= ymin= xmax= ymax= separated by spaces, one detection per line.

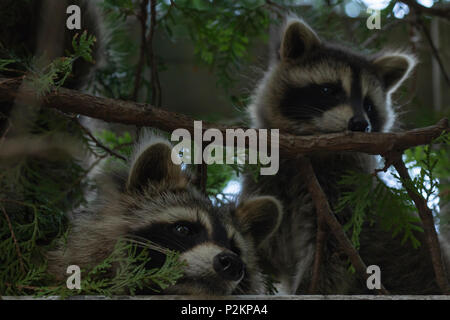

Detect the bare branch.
xmin=416 ymin=18 xmax=450 ymax=88
xmin=0 ymin=78 xmax=447 ymax=159
xmin=0 ymin=117 xmax=12 ymax=146
xmin=196 ymin=162 xmax=208 ymax=195
xmin=74 ymin=118 xmax=127 ymax=161
xmin=361 ymin=19 xmax=405 ymax=48
xmin=308 ymin=215 xmax=328 ymax=294
xmin=402 ymin=0 xmax=450 ymax=20
xmin=132 ymin=0 xmax=150 ymax=101
xmin=391 ymin=154 xmax=450 ymax=294
xmin=297 ymin=157 xmax=390 ymax=295
xmin=147 ymin=0 xmax=162 ymax=107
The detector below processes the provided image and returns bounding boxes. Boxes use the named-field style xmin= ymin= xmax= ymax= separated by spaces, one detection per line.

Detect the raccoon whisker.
xmin=299 ymin=105 xmax=327 ymax=113
xmin=283 ymin=104 xmax=347 ymax=122
xmin=48 ymin=131 xmax=274 ymax=295
xmin=283 ymin=104 xmax=324 ymax=116
xmin=147 ymin=234 xmax=191 ymax=251
xmin=284 ymin=105 xmax=349 ymax=133
xmin=143 ymin=235 xmax=190 ymax=252
xmin=124 ymin=236 xmax=172 ymax=255
xmin=234 ymin=283 xmax=245 ymax=294
xmin=130 ymin=238 xmax=184 ymax=254
xmin=126 ymin=240 xmax=169 ymax=254
xmin=234 ymin=282 xmax=251 ymax=295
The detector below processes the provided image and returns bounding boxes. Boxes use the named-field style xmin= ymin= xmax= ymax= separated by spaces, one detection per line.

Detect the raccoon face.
xmin=250 ymin=17 xmax=416 ymax=135
xmin=48 ymin=137 xmax=282 ymax=295
xmin=119 ymin=139 xmax=283 ymax=295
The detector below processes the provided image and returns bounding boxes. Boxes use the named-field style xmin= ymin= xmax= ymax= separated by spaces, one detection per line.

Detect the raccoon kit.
xmin=48 ymin=137 xmax=282 ymax=295
xmin=241 ymin=17 xmax=449 ymax=294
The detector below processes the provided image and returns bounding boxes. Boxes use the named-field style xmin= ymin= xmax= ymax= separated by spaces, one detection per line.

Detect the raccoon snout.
xmin=348 ymin=116 xmax=370 ymax=132
xmin=213 ymin=252 xmax=245 ymax=281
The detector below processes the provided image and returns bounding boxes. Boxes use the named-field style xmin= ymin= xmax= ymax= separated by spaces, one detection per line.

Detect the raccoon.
xmin=241 ymin=17 xmax=449 ymax=294
xmin=47 ymin=136 xmax=283 ymax=295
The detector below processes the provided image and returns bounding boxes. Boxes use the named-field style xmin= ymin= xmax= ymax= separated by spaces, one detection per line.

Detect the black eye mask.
xmin=129 ymin=217 xmax=243 ymax=269
xmin=280 ymin=82 xmax=347 ymax=121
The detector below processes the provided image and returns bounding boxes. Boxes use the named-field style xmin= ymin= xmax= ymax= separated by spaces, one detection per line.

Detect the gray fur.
xmin=47 ymin=136 xmax=282 ymax=295
xmin=241 ymin=17 xmax=449 ymax=294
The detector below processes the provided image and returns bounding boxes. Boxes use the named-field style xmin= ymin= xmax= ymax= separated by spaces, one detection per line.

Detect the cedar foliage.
xmin=0 ymin=0 xmax=449 ymax=296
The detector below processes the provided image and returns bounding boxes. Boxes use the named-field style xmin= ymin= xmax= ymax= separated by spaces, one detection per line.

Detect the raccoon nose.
xmin=348 ymin=116 xmax=370 ymax=132
xmin=213 ymin=252 xmax=244 ymax=281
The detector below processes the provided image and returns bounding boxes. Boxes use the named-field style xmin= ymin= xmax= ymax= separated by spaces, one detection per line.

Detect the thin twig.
xmin=146 ymin=0 xmax=162 ymax=107
xmin=265 ymin=0 xmax=287 ymax=13
xmin=308 ymin=215 xmax=328 ymax=294
xmin=264 ymin=0 xmax=286 ymax=19
xmin=373 ymin=151 xmax=402 ymax=176
xmin=1 ymin=205 xmax=25 ymax=274
xmin=195 ymin=140 xmax=208 ymax=194
xmin=391 ymin=153 xmax=450 ymax=294
xmin=132 ymin=0 xmax=150 ymax=101
xmin=402 ymin=0 xmax=450 ymax=21
xmin=416 ymin=18 xmax=450 ymax=88
xmin=401 ymin=19 xmax=419 ymax=107
xmin=361 ymin=19 xmax=403 ymax=48
xmin=48 ymin=140 xmax=132 ymax=207
xmin=160 ymin=0 xmax=176 ymax=21
xmin=73 ymin=118 xmax=127 ymax=161
xmin=196 ymin=162 xmax=207 ymax=195
xmin=298 ymin=157 xmax=390 ymax=295
xmin=0 ymin=117 xmax=12 ymax=147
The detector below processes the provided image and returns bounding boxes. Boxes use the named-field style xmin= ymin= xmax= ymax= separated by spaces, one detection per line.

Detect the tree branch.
xmin=297 ymin=157 xmax=389 ymax=295
xmin=132 ymin=0 xmax=149 ymax=101
xmin=308 ymin=214 xmax=328 ymax=294
xmin=147 ymin=0 xmax=162 ymax=107
xmin=390 ymin=154 xmax=450 ymax=294
xmin=73 ymin=118 xmax=127 ymax=161
xmin=196 ymin=162 xmax=208 ymax=195
xmin=0 ymin=77 xmax=447 ymax=159
xmin=416 ymin=18 xmax=450 ymax=88
xmin=0 ymin=73 xmax=448 ymax=294
xmin=402 ymin=0 xmax=450 ymax=21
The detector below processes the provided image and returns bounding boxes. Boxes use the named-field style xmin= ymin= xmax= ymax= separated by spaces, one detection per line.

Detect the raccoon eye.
xmin=320 ymin=86 xmax=331 ymax=94
xmin=319 ymin=84 xmax=337 ymax=95
xmin=173 ymin=224 xmax=192 ymax=237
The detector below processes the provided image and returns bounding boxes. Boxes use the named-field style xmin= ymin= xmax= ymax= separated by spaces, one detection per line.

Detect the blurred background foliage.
xmin=0 ymin=0 xmax=449 ymax=295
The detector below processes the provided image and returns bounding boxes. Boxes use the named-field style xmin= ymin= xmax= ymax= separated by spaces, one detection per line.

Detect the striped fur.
xmin=47 ymin=136 xmax=282 ymax=295
xmin=241 ymin=17 xmax=449 ymax=294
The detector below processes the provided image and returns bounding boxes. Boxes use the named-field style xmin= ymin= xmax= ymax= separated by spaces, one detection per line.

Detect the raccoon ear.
xmin=372 ymin=53 xmax=416 ymax=93
xmin=280 ymin=19 xmax=320 ymax=61
xmin=235 ymin=196 xmax=283 ymax=247
xmin=127 ymin=142 xmax=183 ymax=192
